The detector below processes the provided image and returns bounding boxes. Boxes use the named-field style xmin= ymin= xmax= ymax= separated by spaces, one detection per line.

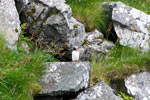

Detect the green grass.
xmin=113 ymin=0 xmax=150 ymax=14
xmin=90 ymin=45 xmax=150 ymax=85
xmin=66 ymin=0 xmax=150 ymax=33
xmin=66 ymin=0 xmax=109 ymax=32
xmin=0 ymin=36 xmax=56 ymax=100
xmin=118 ymin=92 xmax=134 ymax=100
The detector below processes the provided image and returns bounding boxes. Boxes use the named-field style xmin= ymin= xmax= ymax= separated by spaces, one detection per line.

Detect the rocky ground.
xmin=0 ymin=0 xmax=150 ymax=100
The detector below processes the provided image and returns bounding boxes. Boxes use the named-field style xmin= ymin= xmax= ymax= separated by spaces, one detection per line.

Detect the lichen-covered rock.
xmin=103 ymin=2 xmax=150 ymax=51
xmin=80 ymin=29 xmax=115 ymax=61
xmin=18 ymin=0 xmax=86 ymax=49
xmin=0 ymin=0 xmax=21 ymax=49
xmin=125 ymin=72 xmax=150 ymax=100
xmin=39 ymin=62 xmax=90 ymax=96
xmin=77 ymin=81 xmax=122 ymax=100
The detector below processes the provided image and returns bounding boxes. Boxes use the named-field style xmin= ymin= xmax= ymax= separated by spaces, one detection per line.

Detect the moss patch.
xmin=82 ymin=39 xmax=88 ymax=45
xmin=73 ymin=24 xmax=78 ymax=28
xmin=31 ymin=8 xmax=36 ymax=14
xmin=15 ymin=28 xmax=19 ymax=32
xmin=27 ymin=11 xmax=32 ymax=16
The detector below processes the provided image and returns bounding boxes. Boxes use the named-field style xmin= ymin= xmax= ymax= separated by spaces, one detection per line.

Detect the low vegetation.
xmin=118 ymin=92 xmax=134 ymax=100
xmin=90 ymin=45 xmax=150 ymax=99
xmin=0 ymin=24 xmax=56 ymax=100
xmin=90 ymin=45 xmax=150 ymax=85
xmin=66 ymin=0 xmax=109 ymax=32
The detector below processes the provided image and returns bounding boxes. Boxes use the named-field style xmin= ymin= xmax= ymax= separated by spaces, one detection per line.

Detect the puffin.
xmin=72 ymin=46 xmax=80 ymax=62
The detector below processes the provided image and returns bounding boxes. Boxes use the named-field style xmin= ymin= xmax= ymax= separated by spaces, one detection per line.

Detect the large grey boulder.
xmin=80 ymin=29 xmax=115 ymax=61
xmin=77 ymin=81 xmax=122 ymax=100
xmin=18 ymin=0 xmax=86 ymax=49
xmin=0 ymin=0 xmax=21 ymax=49
xmin=39 ymin=62 xmax=90 ymax=96
xmin=125 ymin=72 xmax=150 ymax=100
xmin=103 ymin=2 xmax=150 ymax=51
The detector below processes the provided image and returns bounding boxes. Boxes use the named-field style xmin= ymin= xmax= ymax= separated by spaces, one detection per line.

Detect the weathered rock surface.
xmin=18 ymin=0 xmax=86 ymax=49
xmin=15 ymin=0 xmax=32 ymax=14
xmin=80 ymin=29 xmax=115 ymax=61
xmin=16 ymin=0 xmax=115 ymax=61
xmin=39 ymin=62 xmax=90 ymax=96
xmin=77 ymin=81 xmax=122 ymax=100
xmin=125 ymin=72 xmax=150 ymax=100
xmin=0 ymin=0 xmax=21 ymax=49
xmin=103 ymin=2 xmax=150 ymax=51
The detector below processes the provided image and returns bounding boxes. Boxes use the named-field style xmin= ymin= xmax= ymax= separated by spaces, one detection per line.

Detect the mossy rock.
xmin=74 ymin=32 xmax=78 ymax=36
xmin=85 ymin=25 xmax=95 ymax=32
xmin=48 ymin=12 xmax=52 ymax=17
xmin=82 ymin=39 xmax=88 ymax=45
xmin=31 ymin=8 xmax=36 ymax=13
xmin=55 ymin=9 xmax=61 ymax=14
xmin=27 ymin=11 xmax=32 ymax=16
xmin=29 ymin=83 xmax=42 ymax=96
xmin=15 ymin=28 xmax=19 ymax=32
xmin=31 ymin=21 xmax=36 ymax=26
xmin=73 ymin=24 xmax=78 ymax=28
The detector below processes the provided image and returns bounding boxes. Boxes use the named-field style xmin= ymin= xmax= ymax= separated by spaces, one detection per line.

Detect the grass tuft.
xmin=0 ymin=36 xmax=55 ymax=100
xmin=118 ymin=92 xmax=134 ymax=100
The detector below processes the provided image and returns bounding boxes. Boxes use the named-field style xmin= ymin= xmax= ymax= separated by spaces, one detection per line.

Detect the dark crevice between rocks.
xmin=102 ymin=4 xmax=119 ymax=44
xmin=34 ymin=89 xmax=84 ymax=100
xmin=54 ymin=48 xmax=72 ymax=62
xmin=14 ymin=0 xmax=20 ymax=14
xmin=104 ymin=22 xmax=118 ymax=44
xmin=110 ymin=79 xmax=133 ymax=98
xmin=110 ymin=79 xmax=127 ymax=93
xmin=34 ymin=0 xmax=50 ymax=7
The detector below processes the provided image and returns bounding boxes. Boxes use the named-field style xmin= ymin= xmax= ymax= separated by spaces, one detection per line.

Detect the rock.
xmin=17 ymin=0 xmax=114 ymax=61
xmin=77 ymin=81 xmax=122 ymax=100
xmin=125 ymin=72 xmax=150 ymax=100
xmin=17 ymin=0 xmax=115 ymax=61
xmin=39 ymin=62 xmax=90 ymax=96
xmin=103 ymin=2 xmax=150 ymax=51
xmin=0 ymin=0 xmax=21 ymax=49
xmin=80 ymin=29 xmax=115 ymax=61
xmin=18 ymin=0 xmax=86 ymax=49
xmin=15 ymin=0 xmax=32 ymax=14
xmin=86 ymin=29 xmax=104 ymax=43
